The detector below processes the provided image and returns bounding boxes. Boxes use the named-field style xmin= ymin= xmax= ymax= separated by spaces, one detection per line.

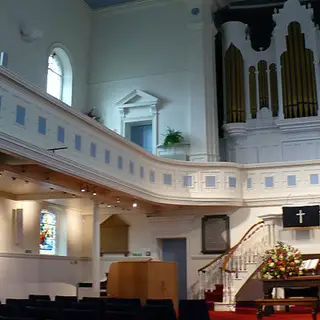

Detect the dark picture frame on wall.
xmin=201 ymin=215 xmax=230 ymax=254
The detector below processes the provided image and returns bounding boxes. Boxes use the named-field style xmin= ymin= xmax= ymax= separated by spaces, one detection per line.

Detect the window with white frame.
xmin=46 ymin=47 xmax=73 ymax=105
xmin=47 ymin=53 xmax=63 ymax=100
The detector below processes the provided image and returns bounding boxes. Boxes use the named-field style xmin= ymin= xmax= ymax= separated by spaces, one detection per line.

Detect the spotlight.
xmin=132 ymin=200 xmax=137 ymax=208
xmin=116 ymin=197 xmax=120 ymax=203
xmin=107 ymin=204 xmax=112 ymax=208
xmin=92 ymin=192 xmax=97 ymax=196
xmin=81 ymin=187 xmax=86 ymax=192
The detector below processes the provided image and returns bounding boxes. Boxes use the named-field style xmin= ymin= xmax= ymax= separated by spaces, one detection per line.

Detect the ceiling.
xmin=84 ymin=0 xmax=136 ymax=9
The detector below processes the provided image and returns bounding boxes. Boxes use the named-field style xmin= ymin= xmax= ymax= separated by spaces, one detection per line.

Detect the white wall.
xmin=0 ymin=197 xmax=89 ymax=300
xmin=0 ymin=0 xmax=91 ymax=111
xmin=88 ymin=1 xmax=189 ymax=143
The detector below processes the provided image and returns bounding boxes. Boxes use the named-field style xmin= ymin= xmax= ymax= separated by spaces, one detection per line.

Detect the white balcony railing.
xmin=0 ymin=67 xmax=320 ymax=206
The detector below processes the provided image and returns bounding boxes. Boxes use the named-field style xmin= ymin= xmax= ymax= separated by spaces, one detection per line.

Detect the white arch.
xmin=46 ymin=44 xmax=73 ymax=106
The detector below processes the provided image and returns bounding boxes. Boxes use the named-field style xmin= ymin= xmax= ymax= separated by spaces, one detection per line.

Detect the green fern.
xmin=163 ymin=127 xmax=184 ymax=147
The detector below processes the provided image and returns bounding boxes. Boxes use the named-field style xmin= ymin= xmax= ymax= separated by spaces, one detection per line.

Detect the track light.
xmin=81 ymin=186 xmax=86 ymax=192
xmin=132 ymin=200 xmax=137 ymax=208
xmin=92 ymin=191 xmax=97 ymax=196
xmin=116 ymin=197 xmax=120 ymax=203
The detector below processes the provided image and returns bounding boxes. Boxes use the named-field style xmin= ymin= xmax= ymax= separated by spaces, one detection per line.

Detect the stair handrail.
xmin=222 ymin=220 xmax=265 ymax=273
xmin=197 ymin=248 xmax=232 ymax=273
xmin=197 ymin=220 xmax=265 ymax=273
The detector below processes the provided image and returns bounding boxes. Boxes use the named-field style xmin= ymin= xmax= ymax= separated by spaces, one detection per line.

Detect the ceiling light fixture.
xmin=132 ymin=200 xmax=137 ymax=208
xmin=116 ymin=197 xmax=120 ymax=203
xmin=92 ymin=191 xmax=97 ymax=196
xmin=81 ymin=187 xmax=86 ymax=193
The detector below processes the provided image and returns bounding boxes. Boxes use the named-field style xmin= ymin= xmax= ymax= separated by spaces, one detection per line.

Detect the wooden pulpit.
xmin=107 ymin=260 xmax=178 ymax=311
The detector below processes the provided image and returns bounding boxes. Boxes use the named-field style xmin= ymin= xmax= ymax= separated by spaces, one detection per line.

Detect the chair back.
xmin=179 ymin=300 xmax=210 ymax=320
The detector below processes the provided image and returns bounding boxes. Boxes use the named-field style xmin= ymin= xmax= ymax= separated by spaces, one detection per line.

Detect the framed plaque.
xmin=201 ymin=215 xmax=230 ymax=254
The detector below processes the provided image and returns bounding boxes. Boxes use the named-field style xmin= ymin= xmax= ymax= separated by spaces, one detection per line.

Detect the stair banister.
xmin=222 ymin=220 xmax=265 ymax=274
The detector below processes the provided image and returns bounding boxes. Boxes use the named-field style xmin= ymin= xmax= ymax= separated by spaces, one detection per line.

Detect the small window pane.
xmin=140 ymin=166 xmax=144 ymax=179
xmin=118 ymin=156 xmax=123 ymax=170
xmin=150 ymin=170 xmax=155 ymax=183
xmin=205 ymin=176 xmax=216 ymax=188
xmin=38 ymin=117 xmax=46 ymax=135
xmin=310 ymin=174 xmax=319 ymax=185
xmin=229 ymin=177 xmax=237 ymax=188
xmin=16 ymin=105 xmax=26 ymax=125
xmin=75 ymin=135 xmax=81 ymax=151
xmin=90 ymin=142 xmax=96 ymax=157
xmin=247 ymin=177 xmax=252 ymax=189
xmin=287 ymin=175 xmax=296 ymax=186
xmin=183 ymin=176 xmax=192 ymax=187
xmin=105 ymin=150 xmax=110 ymax=164
xmin=265 ymin=177 xmax=274 ymax=188
xmin=57 ymin=126 xmax=65 ymax=143
xmin=129 ymin=161 xmax=134 ymax=174
xmin=163 ymin=173 xmax=172 ymax=185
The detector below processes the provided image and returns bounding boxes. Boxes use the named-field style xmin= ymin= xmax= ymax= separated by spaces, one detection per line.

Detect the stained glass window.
xmin=39 ymin=210 xmax=57 ymax=255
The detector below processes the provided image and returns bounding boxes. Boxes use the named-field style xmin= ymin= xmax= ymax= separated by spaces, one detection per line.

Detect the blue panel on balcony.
xmin=118 ymin=156 xmax=123 ymax=170
xmin=0 ymin=96 xmax=2 ymax=112
xmin=183 ymin=176 xmax=192 ymax=187
xmin=265 ymin=176 xmax=274 ymax=188
xmin=38 ymin=116 xmax=46 ymax=135
xmin=140 ymin=166 xmax=144 ymax=179
xmin=0 ymin=52 xmax=8 ymax=67
xmin=247 ymin=177 xmax=252 ymax=189
xmin=129 ymin=161 xmax=134 ymax=174
xmin=90 ymin=142 xmax=96 ymax=157
xmin=75 ymin=135 xmax=81 ymax=151
xmin=105 ymin=150 xmax=110 ymax=164
xmin=310 ymin=174 xmax=319 ymax=185
xmin=150 ymin=170 xmax=155 ymax=183
xmin=287 ymin=175 xmax=296 ymax=186
xmin=57 ymin=126 xmax=65 ymax=143
xmin=205 ymin=176 xmax=216 ymax=187
xmin=229 ymin=177 xmax=237 ymax=188
xmin=16 ymin=105 xmax=26 ymax=125
xmin=163 ymin=173 xmax=172 ymax=185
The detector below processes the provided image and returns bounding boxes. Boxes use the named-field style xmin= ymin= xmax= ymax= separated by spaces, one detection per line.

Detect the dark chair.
xmin=55 ymin=296 xmax=77 ymax=304
xmin=25 ymin=307 xmax=58 ymax=320
xmin=146 ymin=299 xmax=174 ymax=307
xmin=0 ymin=305 xmax=18 ymax=317
xmin=5 ymin=300 xmax=31 ymax=316
xmin=61 ymin=309 xmax=99 ymax=320
xmin=0 ymin=317 xmax=35 ymax=320
xmin=179 ymin=300 xmax=210 ymax=320
xmin=105 ymin=310 xmax=139 ymax=320
xmin=34 ymin=301 xmax=56 ymax=308
xmin=141 ymin=305 xmax=176 ymax=320
xmin=28 ymin=296 xmax=51 ymax=302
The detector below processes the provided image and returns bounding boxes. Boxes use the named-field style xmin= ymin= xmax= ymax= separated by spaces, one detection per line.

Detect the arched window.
xmin=47 ymin=53 xmax=63 ymax=100
xmin=46 ymin=47 xmax=73 ymax=106
xmin=39 ymin=209 xmax=57 ymax=255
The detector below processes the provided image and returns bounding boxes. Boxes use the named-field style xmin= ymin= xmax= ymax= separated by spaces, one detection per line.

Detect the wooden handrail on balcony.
xmin=222 ymin=220 xmax=265 ymax=273
xmin=197 ymin=220 xmax=265 ymax=274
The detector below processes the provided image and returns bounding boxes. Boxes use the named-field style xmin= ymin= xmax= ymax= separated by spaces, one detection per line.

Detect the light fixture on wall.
xmin=92 ymin=191 xmax=97 ymax=196
xmin=132 ymin=200 xmax=137 ymax=208
xmin=116 ymin=197 xmax=120 ymax=204
xmin=80 ymin=186 xmax=87 ymax=193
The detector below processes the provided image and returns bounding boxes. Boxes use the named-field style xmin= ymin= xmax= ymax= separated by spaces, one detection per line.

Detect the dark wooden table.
xmin=263 ymin=275 xmax=320 ymax=315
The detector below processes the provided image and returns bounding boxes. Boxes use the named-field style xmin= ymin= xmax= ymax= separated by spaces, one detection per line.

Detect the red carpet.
xmin=209 ymin=307 xmax=319 ymax=319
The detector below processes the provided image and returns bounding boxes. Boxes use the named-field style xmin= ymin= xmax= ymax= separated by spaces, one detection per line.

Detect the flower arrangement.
xmin=261 ymin=241 xmax=303 ymax=280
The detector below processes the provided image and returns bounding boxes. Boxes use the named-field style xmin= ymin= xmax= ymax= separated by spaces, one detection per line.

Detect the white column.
xmin=92 ymin=201 xmax=100 ymax=297
xmin=187 ymin=0 xmax=220 ymax=162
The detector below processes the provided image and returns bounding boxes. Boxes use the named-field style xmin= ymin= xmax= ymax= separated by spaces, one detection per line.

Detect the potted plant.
xmin=162 ymin=127 xmax=184 ymax=147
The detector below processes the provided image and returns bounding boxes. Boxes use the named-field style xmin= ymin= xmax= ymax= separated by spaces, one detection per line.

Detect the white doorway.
xmin=125 ymin=120 xmax=153 ymax=153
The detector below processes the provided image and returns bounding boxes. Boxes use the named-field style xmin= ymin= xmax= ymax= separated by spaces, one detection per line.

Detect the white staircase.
xmin=198 ymin=221 xmax=271 ymax=311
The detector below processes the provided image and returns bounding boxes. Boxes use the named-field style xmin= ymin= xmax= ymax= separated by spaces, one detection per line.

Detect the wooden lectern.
xmin=108 ymin=260 xmax=178 ymax=311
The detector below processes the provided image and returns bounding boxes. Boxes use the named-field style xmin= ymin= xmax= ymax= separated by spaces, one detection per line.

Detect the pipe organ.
xmin=219 ymin=0 xmax=320 ymax=164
